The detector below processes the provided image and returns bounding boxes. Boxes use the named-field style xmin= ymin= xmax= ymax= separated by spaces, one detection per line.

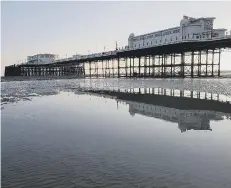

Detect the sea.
xmin=1 ymin=78 xmax=231 ymax=188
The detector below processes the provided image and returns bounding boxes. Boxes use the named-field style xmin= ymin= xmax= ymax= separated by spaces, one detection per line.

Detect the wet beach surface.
xmin=1 ymin=78 xmax=231 ymax=188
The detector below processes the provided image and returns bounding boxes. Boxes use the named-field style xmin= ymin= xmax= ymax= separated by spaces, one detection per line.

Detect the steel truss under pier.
xmin=84 ymin=49 xmax=221 ymax=78
xmin=4 ymin=38 xmax=231 ymax=78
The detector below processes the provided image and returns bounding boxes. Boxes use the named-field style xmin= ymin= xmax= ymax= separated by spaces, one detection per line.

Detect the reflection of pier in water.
xmin=126 ymin=100 xmax=223 ymax=132
xmin=89 ymin=87 xmax=231 ymax=132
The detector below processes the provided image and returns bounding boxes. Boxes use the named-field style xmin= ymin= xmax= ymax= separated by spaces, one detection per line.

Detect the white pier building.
xmin=27 ymin=53 xmax=59 ymax=64
xmin=127 ymin=15 xmax=227 ymax=49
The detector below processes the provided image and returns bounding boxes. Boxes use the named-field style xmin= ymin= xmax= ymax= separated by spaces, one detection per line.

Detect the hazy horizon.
xmin=1 ymin=1 xmax=231 ymax=76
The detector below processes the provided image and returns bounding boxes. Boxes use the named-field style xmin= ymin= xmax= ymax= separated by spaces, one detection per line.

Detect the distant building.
xmin=72 ymin=54 xmax=83 ymax=58
xmin=27 ymin=54 xmax=59 ymax=64
xmin=128 ymin=15 xmax=227 ymax=49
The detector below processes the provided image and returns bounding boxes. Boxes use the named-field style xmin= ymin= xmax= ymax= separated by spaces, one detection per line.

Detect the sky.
xmin=1 ymin=1 xmax=231 ymax=76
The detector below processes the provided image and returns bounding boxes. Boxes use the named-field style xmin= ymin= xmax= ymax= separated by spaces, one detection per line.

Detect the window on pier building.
xmin=139 ymin=44 xmax=140 ymax=47
xmin=151 ymin=41 xmax=152 ymax=45
xmin=176 ymin=36 xmax=177 ymax=40
xmin=160 ymin=40 xmax=161 ymax=43
xmin=147 ymin=42 xmax=148 ymax=45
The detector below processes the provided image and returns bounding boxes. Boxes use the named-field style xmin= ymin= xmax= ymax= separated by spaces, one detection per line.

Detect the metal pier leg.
xmin=105 ymin=60 xmax=107 ymax=78
xmin=112 ymin=59 xmax=114 ymax=78
xmin=171 ymin=54 xmax=173 ymax=77
xmin=130 ymin=57 xmax=132 ymax=78
xmin=161 ymin=55 xmax=164 ymax=77
xmin=158 ymin=55 xmax=160 ymax=77
xmin=133 ymin=57 xmax=135 ymax=77
xmin=152 ymin=56 xmax=155 ymax=77
xmin=164 ymin=55 xmax=167 ymax=77
xmin=108 ymin=60 xmax=111 ymax=78
xmin=218 ymin=49 xmax=221 ymax=77
xmin=144 ymin=56 xmax=147 ymax=77
xmin=173 ymin=53 xmax=176 ymax=77
xmin=149 ymin=55 xmax=151 ymax=77
xmin=89 ymin=61 xmax=92 ymax=78
xmin=206 ymin=50 xmax=208 ymax=76
xmin=94 ymin=61 xmax=96 ymax=78
xmin=125 ymin=58 xmax=128 ymax=77
xmin=212 ymin=49 xmax=214 ymax=76
xmin=101 ymin=60 xmax=104 ymax=78
xmin=138 ymin=57 xmax=141 ymax=77
xmin=181 ymin=52 xmax=185 ymax=78
xmin=191 ymin=51 xmax=194 ymax=78
xmin=198 ymin=51 xmax=201 ymax=77
xmin=117 ymin=58 xmax=120 ymax=78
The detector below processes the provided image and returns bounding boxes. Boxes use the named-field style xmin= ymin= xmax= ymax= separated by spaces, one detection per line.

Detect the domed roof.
xmin=129 ymin=33 xmax=135 ymax=38
xmin=180 ymin=18 xmax=190 ymax=26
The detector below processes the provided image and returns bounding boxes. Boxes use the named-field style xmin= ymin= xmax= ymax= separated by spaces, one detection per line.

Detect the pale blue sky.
xmin=1 ymin=1 xmax=231 ymax=75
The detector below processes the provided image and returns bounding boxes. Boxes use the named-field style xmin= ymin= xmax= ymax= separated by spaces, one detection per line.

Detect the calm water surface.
xmin=1 ymin=78 xmax=231 ymax=188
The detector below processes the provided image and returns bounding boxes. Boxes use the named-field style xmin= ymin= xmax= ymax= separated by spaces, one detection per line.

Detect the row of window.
xmin=131 ymin=34 xmax=215 ymax=48
xmin=31 ymin=54 xmax=55 ymax=59
xmin=132 ymin=37 xmax=179 ymax=47
xmin=133 ymin=29 xmax=181 ymax=41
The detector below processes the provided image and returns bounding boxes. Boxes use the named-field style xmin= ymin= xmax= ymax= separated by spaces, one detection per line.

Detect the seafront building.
xmin=27 ymin=54 xmax=59 ymax=64
xmin=127 ymin=15 xmax=226 ymax=50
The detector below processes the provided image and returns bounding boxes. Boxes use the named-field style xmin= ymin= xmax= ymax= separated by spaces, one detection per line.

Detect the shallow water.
xmin=1 ymin=78 xmax=231 ymax=188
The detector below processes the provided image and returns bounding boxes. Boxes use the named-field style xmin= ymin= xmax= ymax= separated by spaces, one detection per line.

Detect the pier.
xmin=4 ymin=38 xmax=231 ymax=78
xmin=4 ymin=16 xmax=231 ymax=78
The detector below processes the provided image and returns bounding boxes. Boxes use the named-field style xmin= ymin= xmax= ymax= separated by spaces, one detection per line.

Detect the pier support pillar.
xmin=117 ymin=58 xmax=120 ymax=78
xmin=138 ymin=57 xmax=141 ymax=77
xmin=191 ymin=51 xmax=194 ymax=78
xmin=181 ymin=52 xmax=185 ymax=77
xmin=198 ymin=51 xmax=201 ymax=77
xmin=212 ymin=49 xmax=214 ymax=76
xmin=206 ymin=50 xmax=208 ymax=76
xmin=218 ymin=49 xmax=221 ymax=77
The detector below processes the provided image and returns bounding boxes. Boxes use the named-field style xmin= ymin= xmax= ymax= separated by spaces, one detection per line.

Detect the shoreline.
xmin=1 ymin=74 xmax=231 ymax=82
xmin=1 ymin=75 xmax=85 ymax=82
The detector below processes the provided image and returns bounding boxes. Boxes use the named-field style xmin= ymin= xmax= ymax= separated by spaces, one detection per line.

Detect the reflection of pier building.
xmin=126 ymin=100 xmax=225 ymax=132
